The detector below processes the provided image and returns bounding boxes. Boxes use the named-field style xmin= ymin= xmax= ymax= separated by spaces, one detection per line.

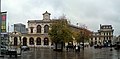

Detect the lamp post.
xmin=80 ymin=31 xmax=84 ymax=50
xmin=82 ymin=33 xmax=84 ymax=50
xmin=79 ymin=24 xmax=86 ymax=50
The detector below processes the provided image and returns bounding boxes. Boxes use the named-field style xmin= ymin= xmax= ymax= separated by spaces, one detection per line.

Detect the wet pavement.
xmin=1 ymin=47 xmax=120 ymax=59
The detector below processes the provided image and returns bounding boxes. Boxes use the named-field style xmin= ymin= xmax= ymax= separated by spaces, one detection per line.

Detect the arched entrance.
xmin=36 ymin=37 xmax=41 ymax=45
xmin=29 ymin=37 xmax=34 ymax=45
xmin=44 ymin=37 xmax=49 ymax=45
xmin=23 ymin=37 xmax=27 ymax=46
xmin=14 ymin=37 xmax=18 ymax=46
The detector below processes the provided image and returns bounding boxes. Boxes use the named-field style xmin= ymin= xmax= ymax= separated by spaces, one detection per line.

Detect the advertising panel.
xmin=1 ymin=12 xmax=7 ymax=32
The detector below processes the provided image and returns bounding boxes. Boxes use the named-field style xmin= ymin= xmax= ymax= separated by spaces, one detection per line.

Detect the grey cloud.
xmin=1 ymin=0 xmax=120 ymax=35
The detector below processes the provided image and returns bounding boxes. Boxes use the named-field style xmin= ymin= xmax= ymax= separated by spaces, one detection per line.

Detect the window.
xmin=99 ymin=37 xmax=100 ymax=40
xmin=36 ymin=37 xmax=41 ymax=45
xmin=23 ymin=37 xmax=27 ymax=46
xmin=95 ymin=41 xmax=97 ymax=44
xmin=109 ymin=32 xmax=111 ymax=35
xmin=30 ymin=27 xmax=33 ymax=33
xmin=104 ymin=33 xmax=105 ymax=35
xmin=29 ymin=37 xmax=34 ymax=45
xmin=44 ymin=37 xmax=49 ymax=45
xmin=44 ymin=25 xmax=49 ymax=33
xmin=104 ymin=37 xmax=105 ymax=40
xmin=37 ymin=25 xmax=41 ymax=33
xmin=91 ymin=38 xmax=93 ymax=40
xmin=107 ymin=32 xmax=108 ymax=35
xmin=107 ymin=37 xmax=108 ymax=40
xmin=14 ymin=37 xmax=18 ymax=46
xmin=109 ymin=37 xmax=111 ymax=40
xmin=95 ymin=37 xmax=97 ymax=40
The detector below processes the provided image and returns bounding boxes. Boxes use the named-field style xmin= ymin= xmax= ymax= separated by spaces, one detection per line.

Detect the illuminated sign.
xmin=1 ymin=12 xmax=7 ymax=32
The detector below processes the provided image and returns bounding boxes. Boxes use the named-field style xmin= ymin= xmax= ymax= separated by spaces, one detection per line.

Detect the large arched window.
xmin=44 ymin=37 xmax=49 ymax=45
xmin=37 ymin=25 xmax=41 ymax=33
xmin=23 ymin=37 xmax=27 ymax=46
xmin=29 ymin=37 xmax=34 ymax=45
xmin=36 ymin=37 xmax=41 ymax=45
xmin=44 ymin=25 xmax=49 ymax=33
xmin=14 ymin=37 xmax=18 ymax=46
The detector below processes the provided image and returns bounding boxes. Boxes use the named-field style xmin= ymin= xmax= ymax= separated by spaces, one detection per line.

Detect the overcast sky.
xmin=1 ymin=0 xmax=120 ymax=36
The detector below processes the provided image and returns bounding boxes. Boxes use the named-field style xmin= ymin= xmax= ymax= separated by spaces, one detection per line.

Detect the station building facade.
xmin=9 ymin=11 xmax=52 ymax=47
xmin=9 ymin=11 xmax=92 ymax=48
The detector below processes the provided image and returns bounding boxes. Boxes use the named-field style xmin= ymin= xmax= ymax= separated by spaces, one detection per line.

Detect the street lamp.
xmin=82 ymin=33 xmax=84 ymax=50
xmin=76 ymin=23 xmax=85 ymax=50
xmin=80 ymin=31 xmax=84 ymax=50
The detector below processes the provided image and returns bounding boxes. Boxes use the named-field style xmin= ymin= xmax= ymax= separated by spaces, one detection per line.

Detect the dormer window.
xmin=30 ymin=27 xmax=34 ymax=33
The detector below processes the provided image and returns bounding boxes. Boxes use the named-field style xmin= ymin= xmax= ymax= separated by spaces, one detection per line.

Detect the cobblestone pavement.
xmin=0 ymin=47 xmax=120 ymax=59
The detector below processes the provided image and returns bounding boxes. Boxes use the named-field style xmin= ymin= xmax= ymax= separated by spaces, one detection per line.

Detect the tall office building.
xmin=14 ymin=23 xmax=27 ymax=34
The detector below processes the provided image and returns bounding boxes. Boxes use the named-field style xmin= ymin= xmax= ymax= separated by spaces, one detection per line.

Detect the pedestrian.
xmin=74 ymin=45 xmax=76 ymax=51
xmin=78 ymin=45 xmax=80 ymax=52
xmin=66 ymin=45 xmax=68 ymax=51
xmin=75 ymin=46 xmax=78 ymax=52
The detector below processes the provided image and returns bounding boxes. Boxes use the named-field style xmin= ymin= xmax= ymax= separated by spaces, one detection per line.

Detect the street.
xmin=1 ymin=47 xmax=120 ymax=59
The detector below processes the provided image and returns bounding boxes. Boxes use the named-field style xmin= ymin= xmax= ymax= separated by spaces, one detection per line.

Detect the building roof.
xmin=28 ymin=20 xmax=51 ymax=23
xmin=100 ymin=24 xmax=112 ymax=28
xmin=43 ymin=11 xmax=51 ymax=15
xmin=100 ymin=24 xmax=112 ymax=26
xmin=69 ymin=24 xmax=83 ymax=30
xmin=28 ymin=19 xmax=68 ymax=23
xmin=14 ymin=23 xmax=25 ymax=26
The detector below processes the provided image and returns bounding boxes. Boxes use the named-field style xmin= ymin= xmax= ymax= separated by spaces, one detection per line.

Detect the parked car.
xmin=112 ymin=43 xmax=116 ymax=47
xmin=1 ymin=45 xmax=8 ymax=54
xmin=114 ymin=42 xmax=120 ymax=50
xmin=21 ymin=46 xmax=30 ymax=51
xmin=94 ymin=44 xmax=102 ymax=49
xmin=66 ymin=45 xmax=74 ymax=51
xmin=6 ymin=46 xmax=21 ymax=58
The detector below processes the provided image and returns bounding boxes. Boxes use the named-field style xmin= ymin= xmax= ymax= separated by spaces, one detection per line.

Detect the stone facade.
xmin=9 ymin=11 xmax=52 ymax=47
xmin=24 ymin=11 xmax=51 ymax=47
xmin=9 ymin=11 xmax=92 ymax=48
xmin=9 ymin=31 xmax=22 ymax=46
xmin=90 ymin=24 xmax=114 ymax=45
